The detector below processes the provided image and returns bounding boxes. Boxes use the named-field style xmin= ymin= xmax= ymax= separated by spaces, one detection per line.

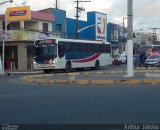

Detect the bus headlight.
xmin=33 ymin=61 xmax=38 ymax=65
xmin=53 ymin=59 xmax=58 ymax=64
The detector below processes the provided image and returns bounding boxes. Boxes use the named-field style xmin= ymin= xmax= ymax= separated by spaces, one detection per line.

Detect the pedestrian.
xmin=134 ymin=55 xmax=139 ymax=68
xmin=142 ymin=54 xmax=147 ymax=66
xmin=139 ymin=51 xmax=145 ymax=67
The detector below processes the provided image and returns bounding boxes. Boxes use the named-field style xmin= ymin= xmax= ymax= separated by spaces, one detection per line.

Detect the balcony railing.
xmin=0 ymin=30 xmax=65 ymax=41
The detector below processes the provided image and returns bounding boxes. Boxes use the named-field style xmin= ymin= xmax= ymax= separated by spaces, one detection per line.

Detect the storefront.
xmin=0 ymin=7 xmax=55 ymax=70
xmin=0 ymin=30 xmax=54 ymax=70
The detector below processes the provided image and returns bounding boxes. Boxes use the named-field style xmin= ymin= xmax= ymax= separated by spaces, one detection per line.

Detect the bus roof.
xmin=43 ymin=38 xmax=110 ymax=44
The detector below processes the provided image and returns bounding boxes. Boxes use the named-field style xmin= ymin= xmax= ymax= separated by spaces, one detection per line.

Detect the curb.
xmin=19 ymin=69 xmax=160 ymax=85
xmin=19 ymin=76 xmax=160 ymax=85
xmin=19 ymin=68 xmax=160 ymax=77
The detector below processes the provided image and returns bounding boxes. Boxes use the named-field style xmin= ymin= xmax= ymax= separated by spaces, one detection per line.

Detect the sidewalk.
xmin=19 ymin=68 xmax=160 ymax=85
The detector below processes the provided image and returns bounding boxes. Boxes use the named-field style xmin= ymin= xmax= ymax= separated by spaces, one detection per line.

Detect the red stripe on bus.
xmin=71 ymin=53 xmax=101 ymax=63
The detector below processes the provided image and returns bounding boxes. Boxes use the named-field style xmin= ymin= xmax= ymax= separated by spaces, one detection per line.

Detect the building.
xmin=133 ymin=31 xmax=153 ymax=54
xmin=66 ymin=12 xmax=126 ymax=57
xmin=38 ymin=8 xmax=66 ymax=38
xmin=0 ymin=10 xmax=54 ymax=70
xmin=0 ymin=7 xmax=66 ymax=71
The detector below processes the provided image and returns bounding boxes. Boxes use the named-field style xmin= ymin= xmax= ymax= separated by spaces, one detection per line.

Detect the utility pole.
xmin=55 ymin=0 xmax=60 ymax=9
xmin=74 ymin=0 xmax=91 ymax=39
xmin=123 ymin=17 xmax=127 ymax=53
xmin=126 ymin=0 xmax=134 ymax=77
xmin=55 ymin=0 xmax=58 ymax=9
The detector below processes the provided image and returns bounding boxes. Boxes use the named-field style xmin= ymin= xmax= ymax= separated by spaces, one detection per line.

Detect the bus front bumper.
xmin=33 ymin=64 xmax=56 ymax=69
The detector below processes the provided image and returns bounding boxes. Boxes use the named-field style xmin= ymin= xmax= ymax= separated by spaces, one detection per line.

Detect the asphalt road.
xmin=0 ymin=74 xmax=160 ymax=125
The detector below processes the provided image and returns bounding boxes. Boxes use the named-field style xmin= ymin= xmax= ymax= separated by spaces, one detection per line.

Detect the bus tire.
xmin=43 ymin=69 xmax=51 ymax=74
xmin=91 ymin=60 xmax=100 ymax=70
xmin=65 ymin=61 xmax=72 ymax=73
xmin=95 ymin=60 xmax=100 ymax=70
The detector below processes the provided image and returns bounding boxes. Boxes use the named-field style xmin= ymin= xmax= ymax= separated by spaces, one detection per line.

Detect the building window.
xmin=110 ymin=29 xmax=118 ymax=42
xmin=56 ymin=24 xmax=62 ymax=32
xmin=43 ymin=23 xmax=48 ymax=32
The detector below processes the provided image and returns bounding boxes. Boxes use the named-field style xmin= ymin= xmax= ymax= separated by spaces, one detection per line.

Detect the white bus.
xmin=33 ymin=38 xmax=112 ymax=73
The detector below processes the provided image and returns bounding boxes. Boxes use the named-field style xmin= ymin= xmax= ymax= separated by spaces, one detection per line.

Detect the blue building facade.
xmin=107 ymin=22 xmax=119 ymax=48
xmin=107 ymin=22 xmax=127 ymax=55
xmin=40 ymin=8 xmax=126 ymax=55
xmin=66 ymin=18 xmax=92 ymax=39
xmin=52 ymin=8 xmax=66 ymax=38
xmin=66 ymin=11 xmax=127 ymax=55
xmin=39 ymin=8 xmax=67 ymax=38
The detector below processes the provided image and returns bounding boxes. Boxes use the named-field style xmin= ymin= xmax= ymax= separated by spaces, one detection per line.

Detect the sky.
xmin=1 ymin=0 xmax=160 ymax=34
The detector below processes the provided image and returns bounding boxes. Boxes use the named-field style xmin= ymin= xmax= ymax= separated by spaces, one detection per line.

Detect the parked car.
xmin=144 ymin=54 xmax=160 ymax=67
xmin=117 ymin=54 xmax=127 ymax=64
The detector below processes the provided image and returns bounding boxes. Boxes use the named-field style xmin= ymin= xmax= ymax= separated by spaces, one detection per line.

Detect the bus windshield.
xmin=34 ymin=41 xmax=57 ymax=59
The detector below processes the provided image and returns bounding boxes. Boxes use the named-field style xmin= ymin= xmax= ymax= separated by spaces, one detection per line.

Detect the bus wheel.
xmin=43 ymin=69 xmax=51 ymax=74
xmin=95 ymin=60 xmax=100 ymax=70
xmin=65 ymin=61 xmax=72 ymax=73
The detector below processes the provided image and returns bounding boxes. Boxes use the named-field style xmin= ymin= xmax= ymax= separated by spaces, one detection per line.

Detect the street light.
xmin=0 ymin=0 xmax=13 ymax=75
xmin=78 ymin=22 xmax=101 ymax=33
xmin=0 ymin=0 xmax=13 ymax=5
xmin=1 ymin=13 xmax=8 ymax=75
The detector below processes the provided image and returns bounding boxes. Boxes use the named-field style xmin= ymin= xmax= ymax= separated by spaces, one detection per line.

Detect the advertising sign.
xmin=0 ymin=30 xmax=56 ymax=41
xmin=35 ymin=32 xmax=54 ymax=40
xmin=6 ymin=6 xmax=31 ymax=22
xmin=96 ymin=13 xmax=107 ymax=41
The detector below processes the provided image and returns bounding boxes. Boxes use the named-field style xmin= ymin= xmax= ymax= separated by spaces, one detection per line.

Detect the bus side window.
xmin=58 ymin=43 xmax=64 ymax=58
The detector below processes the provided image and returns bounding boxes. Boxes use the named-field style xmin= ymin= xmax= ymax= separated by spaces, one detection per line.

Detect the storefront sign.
xmin=35 ymin=32 xmax=54 ymax=40
xmin=0 ymin=30 xmax=54 ymax=41
xmin=96 ymin=13 xmax=107 ymax=41
xmin=6 ymin=6 xmax=31 ymax=22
